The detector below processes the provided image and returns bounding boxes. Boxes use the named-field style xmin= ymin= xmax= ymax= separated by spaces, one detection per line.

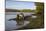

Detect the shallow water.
xmin=5 ymin=15 xmax=17 ymax=30
xmin=5 ymin=12 xmax=36 ymax=30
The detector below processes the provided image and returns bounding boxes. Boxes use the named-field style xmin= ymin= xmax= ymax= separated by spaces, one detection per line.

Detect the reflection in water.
xmin=5 ymin=15 xmax=17 ymax=30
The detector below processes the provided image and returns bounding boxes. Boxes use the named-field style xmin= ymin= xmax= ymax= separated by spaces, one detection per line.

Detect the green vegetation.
xmin=16 ymin=2 xmax=44 ymax=29
xmin=35 ymin=2 xmax=44 ymax=14
xmin=27 ymin=15 xmax=44 ymax=29
xmin=25 ymin=2 xmax=44 ymax=29
xmin=28 ymin=2 xmax=44 ymax=28
xmin=19 ymin=9 xmax=34 ymax=12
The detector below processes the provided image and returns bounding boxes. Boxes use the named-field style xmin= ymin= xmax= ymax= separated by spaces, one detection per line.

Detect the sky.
xmin=6 ymin=0 xmax=36 ymax=10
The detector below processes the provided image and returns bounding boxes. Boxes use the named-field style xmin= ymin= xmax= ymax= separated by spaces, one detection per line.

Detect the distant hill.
xmin=5 ymin=9 xmax=34 ymax=12
xmin=5 ymin=9 xmax=20 ymax=12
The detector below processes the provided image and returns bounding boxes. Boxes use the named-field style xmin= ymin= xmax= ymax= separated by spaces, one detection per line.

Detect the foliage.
xmin=35 ymin=2 xmax=44 ymax=14
xmin=19 ymin=9 xmax=33 ymax=12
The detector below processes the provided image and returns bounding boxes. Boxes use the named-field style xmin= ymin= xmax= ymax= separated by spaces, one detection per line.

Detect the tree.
xmin=35 ymin=2 xmax=44 ymax=14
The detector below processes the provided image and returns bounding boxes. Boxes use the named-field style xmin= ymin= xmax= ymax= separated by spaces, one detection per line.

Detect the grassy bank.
xmin=16 ymin=14 xmax=44 ymax=30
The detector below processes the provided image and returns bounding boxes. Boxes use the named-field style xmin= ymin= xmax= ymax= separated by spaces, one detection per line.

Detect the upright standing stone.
xmin=16 ymin=13 xmax=24 ymax=25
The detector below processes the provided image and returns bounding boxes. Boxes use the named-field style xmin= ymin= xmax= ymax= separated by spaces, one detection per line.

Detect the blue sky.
xmin=6 ymin=0 xmax=36 ymax=10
